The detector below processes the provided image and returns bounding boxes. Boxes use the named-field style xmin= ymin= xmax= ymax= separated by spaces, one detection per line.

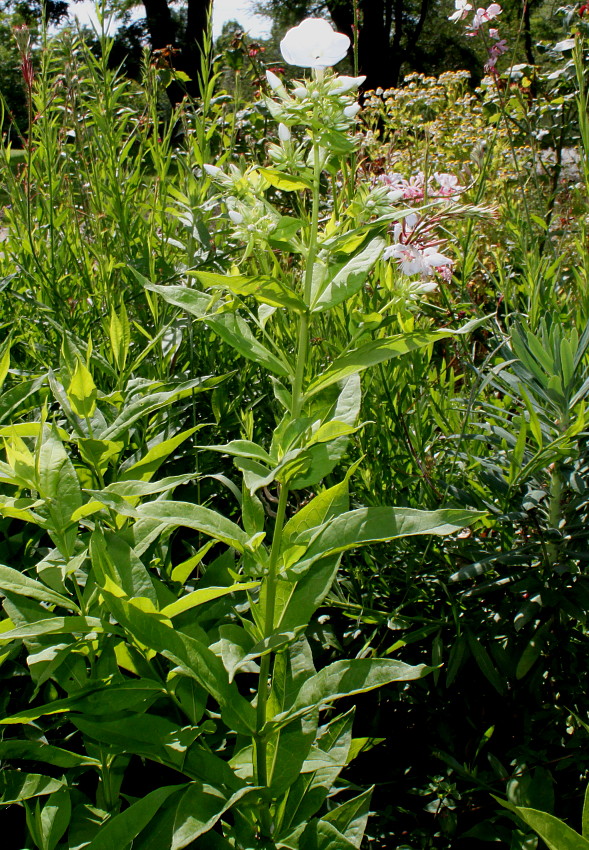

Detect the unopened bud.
xmin=228 ymin=210 xmax=243 ymax=224
xmin=266 ymin=70 xmax=283 ymax=92
xmin=291 ymin=86 xmax=308 ymax=98
xmin=344 ymin=103 xmax=361 ymax=118
xmin=330 ymin=75 xmax=366 ymax=95
xmin=278 ymin=123 xmax=291 ymax=142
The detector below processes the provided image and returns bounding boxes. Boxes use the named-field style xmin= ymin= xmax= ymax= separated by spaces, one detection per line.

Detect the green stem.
xmin=253 ymin=107 xmax=323 ymax=836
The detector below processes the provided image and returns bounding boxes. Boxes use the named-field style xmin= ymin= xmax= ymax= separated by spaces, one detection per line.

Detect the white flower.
xmin=278 ymin=123 xmax=291 ymax=142
xmin=330 ymin=74 xmax=366 ymax=94
xmin=280 ymin=18 xmax=350 ymax=68
xmin=228 ymin=210 xmax=243 ymax=225
xmin=384 ymin=243 xmax=452 ymax=277
xmin=343 ymin=103 xmax=361 ymax=118
xmin=449 ymin=0 xmax=472 ymax=21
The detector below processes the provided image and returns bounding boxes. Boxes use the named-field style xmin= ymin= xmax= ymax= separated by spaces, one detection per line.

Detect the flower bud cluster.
xmin=203 ymin=163 xmax=280 ymax=255
xmin=265 ymin=69 xmax=366 ymax=143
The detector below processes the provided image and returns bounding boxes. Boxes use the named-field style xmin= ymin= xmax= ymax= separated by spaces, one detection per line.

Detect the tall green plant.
xmin=0 ymin=18 xmax=485 ymax=849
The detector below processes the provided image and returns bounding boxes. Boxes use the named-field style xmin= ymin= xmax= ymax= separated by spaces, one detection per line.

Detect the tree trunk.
xmin=179 ymin=0 xmax=214 ymax=99
xmin=141 ymin=0 xmax=213 ymax=105
xmin=327 ymin=0 xmax=399 ymax=90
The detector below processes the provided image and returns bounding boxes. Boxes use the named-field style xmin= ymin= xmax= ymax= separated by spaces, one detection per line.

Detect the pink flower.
xmin=449 ymin=0 xmax=473 ymax=21
xmin=384 ymin=242 xmax=453 ymax=277
xmin=434 ymin=172 xmax=463 ymax=196
xmin=467 ymin=3 xmax=502 ymax=33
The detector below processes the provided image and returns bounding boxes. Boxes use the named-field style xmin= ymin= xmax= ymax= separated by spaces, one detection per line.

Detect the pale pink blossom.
xmin=449 ymin=0 xmax=473 ymax=22
xmin=384 ymin=242 xmax=453 ymax=277
xmin=434 ymin=172 xmax=464 ymax=196
xmin=467 ymin=2 xmax=502 ymax=33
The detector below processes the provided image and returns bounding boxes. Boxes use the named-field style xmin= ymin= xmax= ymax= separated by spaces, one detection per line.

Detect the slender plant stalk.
xmin=254 ymin=97 xmax=323 ymax=837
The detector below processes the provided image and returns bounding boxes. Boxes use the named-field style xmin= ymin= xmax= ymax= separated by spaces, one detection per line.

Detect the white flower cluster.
xmin=203 ymin=163 xmax=280 ymax=253
xmin=265 ymin=68 xmax=365 ymax=138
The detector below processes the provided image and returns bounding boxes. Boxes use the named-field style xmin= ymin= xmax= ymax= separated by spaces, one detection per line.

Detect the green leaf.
xmin=101 ymin=378 xmax=218 ymax=442
xmin=322 ymin=788 xmax=372 ymax=848
xmin=0 ymin=375 xmax=46 ymax=426
xmin=206 ymin=312 xmax=291 ymax=377
xmin=271 ymin=658 xmax=429 ymax=729
xmin=307 ymin=331 xmax=450 ymax=397
xmin=311 ymin=238 xmax=384 ymax=312
xmin=133 ymin=783 xmax=255 ymax=850
xmin=258 ymin=167 xmax=312 ymax=191
xmin=466 ymin=630 xmax=506 ymax=695
xmin=161 ymin=582 xmax=259 ymax=619
xmin=83 ymin=784 xmax=186 ymax=850
xmin=192 ymin=271 xmax=306 ymax=313
xmin=38 ymin=425 xmax=83 ymax=556
xmin=72 ymin=713 xmax=242 ymax=791
xmin=0 ymin=740 xmax=100 ymax=768
xmin=109 ymin=302 xmax=130 ymax=372
xmin=142 ymin=282 xmax=212 ymax=318
xmin=171 ymin=540 xmax=216 ymax=585
xmin=67 ymin=359 xmax=97 ymax=419
xmin=495 ymin=798 xmax=589 ymax=850
xmin=291 ymin=507 xmax=484 ymax=575
xmin=93 ymin=530 xmax=158 ymax=606
xmin=0 ymin=344 xmax=10 ymax=391
xmin=0 ymin=771 xmax=64 ymax=803
xmin=582 ymin=783 xmax=589 ymax=838
xmin=40 ymin=787 xmax=71 ymax=850
xmin=120 ymin=427 xmax=199 ymax=482
xmin=270 ymin=713 xmax=318 ymax=797
xmin=0 ymin=563 xmax=79 ymax=612
xmin=206 ymin=439 xmax=274 ymax=465
xmin=281 ymin=710 xmax=354 ymax=834
xmin=268 ymin=215 xmax=304 ymax=249
xmin=0 ymin=616 xmax=106 ymax=647
xmin=96 ymin=576 xmax=257 ymax=735
xmin=298 ymin=819 xmax=359 ymax=849
xmin=134 ymin=500 xmax=255 ymax=553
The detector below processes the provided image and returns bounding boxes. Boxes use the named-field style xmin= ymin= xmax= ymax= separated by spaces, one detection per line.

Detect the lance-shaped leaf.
xmin=322 ymin=787 xmax=372 ymax=848
xmin=0 ymin=564 xmax=79 ymax=612
xmin=495 ymin=797 xmax=589 ymax=850
xmin=306 ymin=331 xmax=451 ymax=397
xmin=192 ymin=270 xmax=306 ymax=313
xmin=132 ymin=782 xmax=256 ymax=850
xmin=161 ymin=582 xmax=260 ymax=620
xmin=205 ymin=312 xmax=291 ymax=377
xmin=97 ymin=577 xmax=257 ymax=735
xmin=257 ymin=167 xmax=312 ymax=191
xmin=83 ymin=785 xmax=187 ymax=850
xmin=142 ymin=281 xmax=212 ymax=318
xmin=0 ymin=740 xmax=100 ymax=768
xmin=134 ymin=500 xmax=255 ymax=553
xmin=0 ymin=771 xmax=64 ymax=803
xmin=0 ymin=616 xmax=106 ymax=645
xmin=270 ymin=658 xmax=429 ymax=730
xmin=290 ymin=507 xmax=484 ymax=575
xmin=72 ymin=712 xmax=243 ymax=791
xmin=120 ymin=427 xmax=200 ymax=481
xmin=311 ymin=238 xmax=385 ymax=312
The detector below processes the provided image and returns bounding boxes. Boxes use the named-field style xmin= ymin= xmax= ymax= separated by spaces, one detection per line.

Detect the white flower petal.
xmin=280 ymin=18 xmax=350 ymax=68
xmin=330 ymin=74 xmax=366 ymax=94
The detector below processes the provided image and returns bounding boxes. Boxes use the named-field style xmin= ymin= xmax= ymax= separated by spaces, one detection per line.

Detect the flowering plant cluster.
xmin=449 ymin=0 xmax=507 ymax=72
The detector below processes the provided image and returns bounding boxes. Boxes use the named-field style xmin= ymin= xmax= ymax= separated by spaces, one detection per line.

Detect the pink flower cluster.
xmin=449 ymin=1 xmax=507 ymax=74
xmin=383 ymin=213 xmax=453 ymax=281
xmin=379 ymin=171 xmax=464 ymax=202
